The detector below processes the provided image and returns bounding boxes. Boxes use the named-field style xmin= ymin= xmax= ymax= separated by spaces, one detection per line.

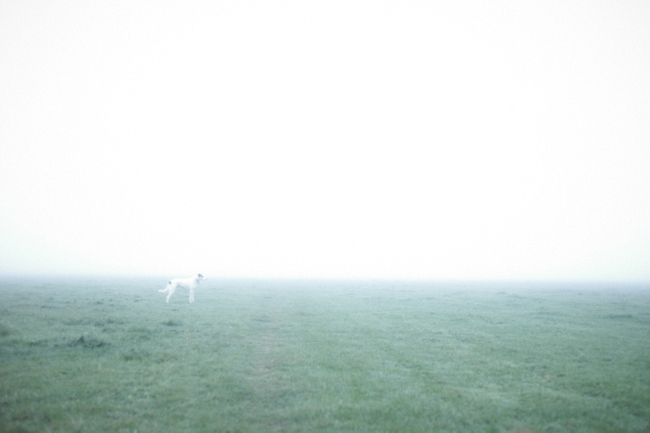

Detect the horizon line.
xmin=0 ymin=272 xmax=648 ymax=285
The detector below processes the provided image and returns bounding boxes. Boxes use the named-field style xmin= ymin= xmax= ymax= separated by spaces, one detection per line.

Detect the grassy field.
xmin=0 ymin=277 xmax=649 ymax=432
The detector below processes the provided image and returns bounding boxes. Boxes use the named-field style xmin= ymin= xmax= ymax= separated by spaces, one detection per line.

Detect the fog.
xmin=1 ymin=1 xmax=649 ymax=281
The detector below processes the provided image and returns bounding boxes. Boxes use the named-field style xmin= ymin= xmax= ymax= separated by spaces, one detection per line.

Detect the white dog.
xmin=159 ymin=274 xmax=205 ymax=303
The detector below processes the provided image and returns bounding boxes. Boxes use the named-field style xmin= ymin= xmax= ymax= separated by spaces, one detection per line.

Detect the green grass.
xmin=1 ymin=278 xmax=649 ymax=432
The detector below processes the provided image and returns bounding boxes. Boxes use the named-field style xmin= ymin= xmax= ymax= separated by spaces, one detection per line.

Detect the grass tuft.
xmin=121 ymin=349 xmax=150 ymax=361
xmin=0 ymin=324 xmax=10 ymax=337
xmin=69 ymin=335 xmax=107 ymax=348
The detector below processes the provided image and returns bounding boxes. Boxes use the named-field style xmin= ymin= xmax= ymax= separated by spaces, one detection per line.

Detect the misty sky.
xmin=1 ymin=1 xmax=649 ymax=281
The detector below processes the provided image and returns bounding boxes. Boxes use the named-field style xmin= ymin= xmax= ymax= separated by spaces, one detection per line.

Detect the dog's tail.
xmin=159 ymin=281 xmax=172 ymax=293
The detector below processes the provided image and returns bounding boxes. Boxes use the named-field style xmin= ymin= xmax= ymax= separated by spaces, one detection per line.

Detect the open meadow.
xmin=1 ymin=278 xmax=649 ymax=432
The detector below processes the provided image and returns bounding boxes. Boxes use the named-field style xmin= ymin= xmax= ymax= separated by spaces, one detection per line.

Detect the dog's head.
xmin=197 ymin=273 xmax=205 ymax=281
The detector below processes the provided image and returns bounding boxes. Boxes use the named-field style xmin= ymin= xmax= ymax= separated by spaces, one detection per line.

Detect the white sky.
xmin=1 ymin=0 xmax=649 ymax=281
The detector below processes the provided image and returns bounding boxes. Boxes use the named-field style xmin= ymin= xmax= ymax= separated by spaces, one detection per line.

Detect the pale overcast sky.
xmin=1 ymin=0 xmax=649 ymax=280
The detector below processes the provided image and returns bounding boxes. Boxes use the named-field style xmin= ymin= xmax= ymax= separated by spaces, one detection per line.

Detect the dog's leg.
xmin=166 ymin=285 xmax=176 ymax=303
xmin=189 ymin=288 xmax=194 ymax=303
